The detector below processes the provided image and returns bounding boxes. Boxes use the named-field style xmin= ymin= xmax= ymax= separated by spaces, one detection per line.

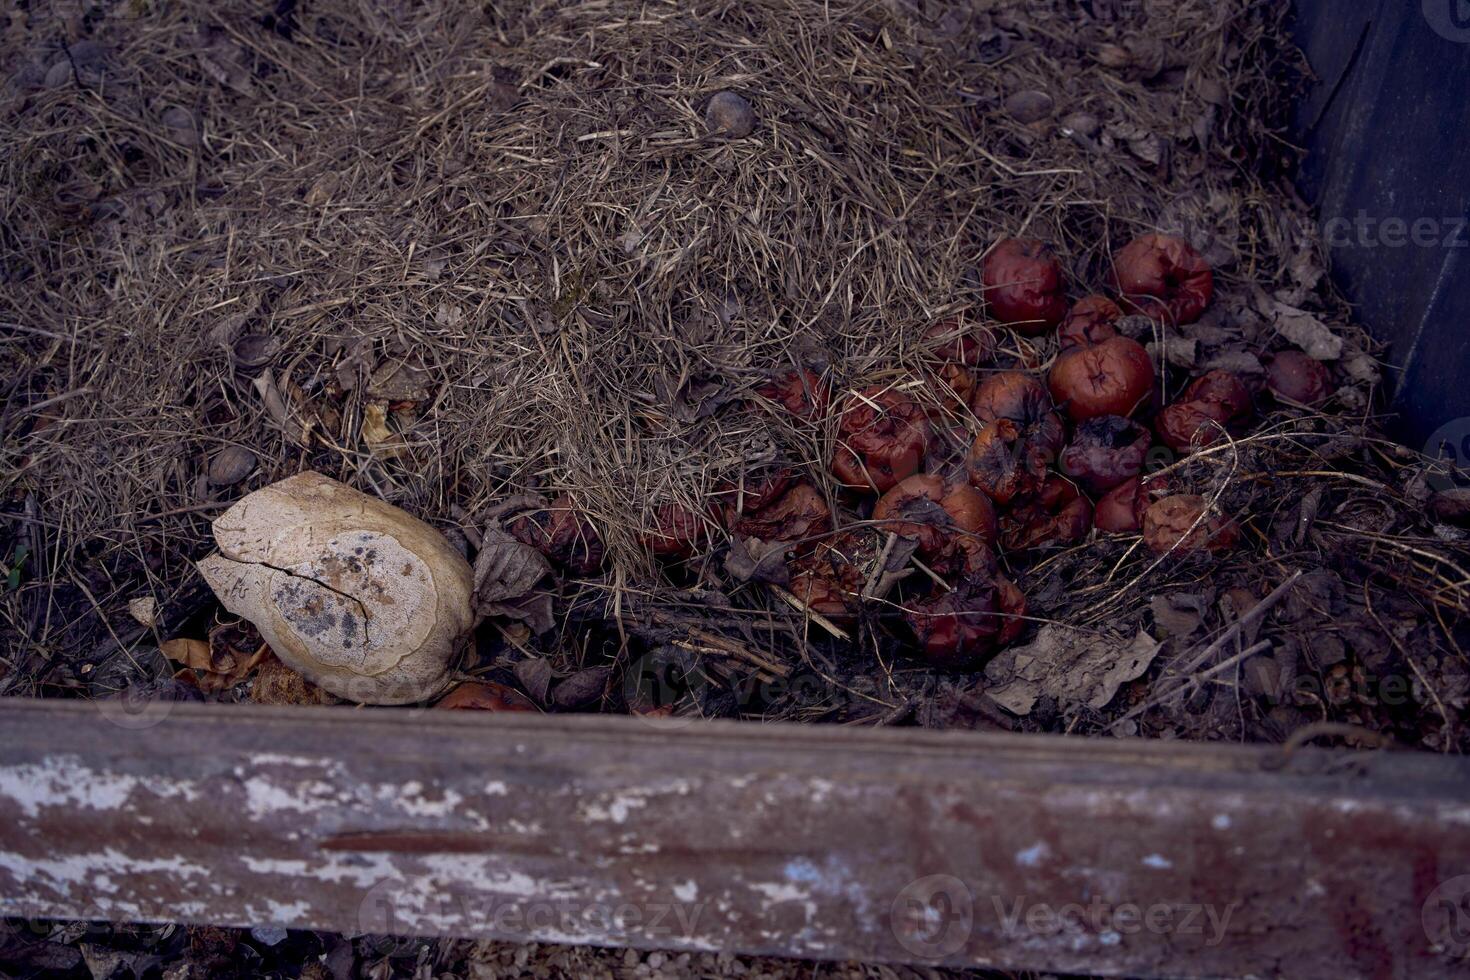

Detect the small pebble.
xmin=1005 ymin=89 xmax=1055 ymax=124
xmin=705 ymin=91 xmax=756 ymax=137
xmin=207 ymin=446 xmax=257 ymax=487
xmin=250 ymin=924 xmax=288 ymax=947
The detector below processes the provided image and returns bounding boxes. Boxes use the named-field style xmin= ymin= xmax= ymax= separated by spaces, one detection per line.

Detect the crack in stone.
xmin=221 ymin=554 xmax=375 ymax=639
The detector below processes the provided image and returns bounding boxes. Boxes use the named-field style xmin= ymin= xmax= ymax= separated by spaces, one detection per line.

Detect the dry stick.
xmin=769 ymin=583 xmax=851 ymax=642
xmin=1108 ymin=571 xmax=1304 ymax=731
xmin=648 ymin=610 xmax=790 ymax=679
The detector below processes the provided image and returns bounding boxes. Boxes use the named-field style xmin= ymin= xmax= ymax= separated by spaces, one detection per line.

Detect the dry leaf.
xmin=361 ymin=400 xmax=403 ymax=457
xmin=473 ymin=528 xmax=552 ymax=607
xmin=514 ymin=657 xmax=554 ymax=704
xmin=127 ymin=596 xmax=157 ymax=628
xmin=553 ymin=666 xmax=612 ymax=708
xmin=250 ymin=655 xmax=337 ymax=706
xmin=367 ymin=357 xmax=432 ymax=401
xmin=1258 ymin=294 xmax=1343 ymax=360
xmin=724 ymin=536 xmax=791 ymax=586
xmin=252 ymin=370 xmax=308 ymax=446
xmin=985 ymin=626 xmax=1163 ymax=715
xmin=304 ymin=173 xmax=338 ymax=207
xmin=160 ymin=637 xmax=212 ymax=671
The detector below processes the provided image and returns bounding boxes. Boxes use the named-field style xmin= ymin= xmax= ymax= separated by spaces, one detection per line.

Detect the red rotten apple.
xmin=1142 ymin=495 xmax=1239 ymax=556
xmin=966 ymin=372 xmax=1066 ymax=505
xmin=1057 ymin=295 xmax=1122 ymax=349
xmin=756 ymin=368 xmax=831 ymax=421
xmin=1000 ymin=476 xmax=1093 ymax=551
xmin=831 ymin=387 xmax=932 ymax=493
xmin=921 ymin=316 xmax=993 ymax=412
xmin=1111 ymin=233 xmax=1214 ymax=325
xmin=982 ymin=238 xmax=1069 ymax=335
xmin=639 ymin=502 xmax=713 ymax=560
xmin=1048 ymin=335 xmax=1155 ymax=422
xmin=787 ymin=531 xmax=881 ymax=624
xmin=1154 ymin=370 xmax=1254 ymax=453
xmin=1265 ymin=350 xmax=1332 ymax=406
xmin=730 ymin=481 xmax=832 ymax=547
xmin=873 ymin=473 xmax=999 ymax=559
xmin=1059 ymin=415 xmax=1150 ymax=494
xmin=1094 ymin=477 xmax=1142 ymax=533
xmin=508 ymin=493 xmax=606 ymax=576
xmin=904 ymin=573 xmax=1027 ymax=669
xmin=436 ymin=681 xmax=538 ymax=712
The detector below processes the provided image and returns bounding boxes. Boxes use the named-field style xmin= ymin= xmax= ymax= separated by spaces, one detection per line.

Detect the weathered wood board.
xmin=0 ymin=700 xmax=1467 ymax=978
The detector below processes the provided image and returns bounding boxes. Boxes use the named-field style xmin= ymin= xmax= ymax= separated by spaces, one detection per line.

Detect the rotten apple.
xmin=1110 ymin=233 xmax=1214 ymax=325
xmin=982 ymin=238 xmax=1069 ymax=335
xmin=508 ymin=493 xmax=606 ymax=575
xmin=1142 ymin=494 xmax=1239 ymax=555
xmin=1048 ymin=335 xmax=1155 ymax=422
xmin=1057 ymin=295 xmax=1123 ymax=349
xmin=831 ymin=387 xmax=932 ymax=493
xmin=1059 ymin=415 xmax=1150 ymax=494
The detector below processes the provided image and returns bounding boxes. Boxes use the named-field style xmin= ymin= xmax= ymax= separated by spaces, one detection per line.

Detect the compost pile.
xmin=3 ymin=0 xmax=1468 ymax=754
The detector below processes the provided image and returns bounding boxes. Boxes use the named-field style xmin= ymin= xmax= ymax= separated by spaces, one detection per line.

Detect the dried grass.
xmin=1 ymin=0 xmax=1465 ymax=747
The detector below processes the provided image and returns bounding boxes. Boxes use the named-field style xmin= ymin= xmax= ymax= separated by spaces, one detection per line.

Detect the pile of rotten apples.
xmin=508 ymin=234 xmax=1333 ymax=671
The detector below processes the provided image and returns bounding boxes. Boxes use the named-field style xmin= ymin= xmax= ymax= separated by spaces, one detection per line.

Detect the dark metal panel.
xmin=1292 ymin=0 xmax=1470 ymax=450
xmin=0 ymin=701 xmax=1467 ymax=978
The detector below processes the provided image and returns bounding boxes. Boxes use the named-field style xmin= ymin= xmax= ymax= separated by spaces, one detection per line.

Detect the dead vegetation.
xmin=1 ymin=0 xmax=1466 ymax=756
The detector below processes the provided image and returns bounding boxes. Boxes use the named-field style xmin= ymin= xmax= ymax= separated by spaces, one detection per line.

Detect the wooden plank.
xmin=0 ymin=700 xmax=1467 ymax=978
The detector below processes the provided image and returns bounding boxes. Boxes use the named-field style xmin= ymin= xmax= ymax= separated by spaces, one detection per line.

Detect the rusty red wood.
xmin=0 ymin=699 xmax=1467 ymax=978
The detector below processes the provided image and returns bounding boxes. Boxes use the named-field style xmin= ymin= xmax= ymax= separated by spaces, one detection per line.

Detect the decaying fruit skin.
xmin=1184 ymin=370 xmax=1253 ymax=419
xmin=873 ymin=473 xmax=999 ymax=558
xmin=508 ymin=493 xmax=606 ymax=575
xmin=730 ymin=481 xmax=832 ymax=546
xmin=1058 ymin=295 xmax=1122 ymax=349
xmin=640 ymin=503 xmax=712 ymax=560
xmin=905 ymin=572 xmax=1027 ymax=669
xmin=964 ymin=373 xmax=1066 ymax=504
xmin=1059 ymin=415 xmax=1151 ymax=494
xmin=981 ymin=238 xmax=1069 ymax=334
xmin=197 ymin=471 xmax=473 ymax=705
xmin=1142 ymin=494 xmax=1239 ymax=555
xmin=1048 ymin=336 xmax=1155 ymax=422
xmin=436 ymin=681 xmax=537 ymax=712
xmin=717 ymin=468 xmax=797 ymax=520
xmin=922 ymin=317 xmax=993 ymax=411
xmin=970 ymin=370 xmax=1055 ymax=429
xmin=831 ymin=387 xmax=932 ymax=493
xmin=1094 ymin=477 xmax=1143 ymax=533
xmin=1111 ymin=233 xmax=1214 ymax=325
xmin=1155 ymin=370 xmax=1254 ymax=452
xmin=1266 ymin=350 xmax=1332 ymax=405
xmin=1001 ymin=476 xmax=1093 ymax=550
xmin=966 ymin=420 xmax=1042 ymax=505
xmin=787 ymin=531 xmax=881 ymax=623
xmin=756 ymin=368 xmax=831 ymax=421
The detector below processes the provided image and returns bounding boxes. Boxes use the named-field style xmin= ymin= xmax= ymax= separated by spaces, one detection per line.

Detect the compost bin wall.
xmin=1291 ymin=0 xmax=1470 ymax=455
